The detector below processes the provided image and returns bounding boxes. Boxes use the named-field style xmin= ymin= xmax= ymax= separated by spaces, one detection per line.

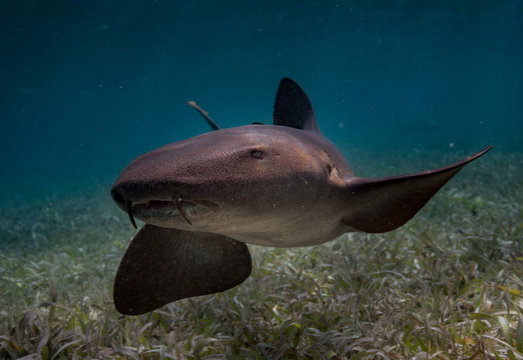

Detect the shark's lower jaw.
xmin=132 ymin=199 xmax=217 ymax=226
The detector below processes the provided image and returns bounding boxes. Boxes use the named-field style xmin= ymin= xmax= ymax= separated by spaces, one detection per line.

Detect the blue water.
xmin=1 ymin=1 xmax=522 ymax=200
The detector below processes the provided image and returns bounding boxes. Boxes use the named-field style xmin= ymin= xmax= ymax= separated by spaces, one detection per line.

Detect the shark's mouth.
xmin=125 ymin=198 xmax=218 ymax=228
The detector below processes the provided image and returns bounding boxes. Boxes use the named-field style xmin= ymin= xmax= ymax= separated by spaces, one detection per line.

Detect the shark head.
xmin=111 ymin=123 xmax=353 ymax=241
xmin=110 ymin=78 xmax=491 ymax=315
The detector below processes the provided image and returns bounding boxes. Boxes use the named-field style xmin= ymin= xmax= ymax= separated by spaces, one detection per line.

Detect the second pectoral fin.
xmin=342 ymin=146 xmax=491 ymax=233
xmin=114 ymin=224 xmax=252 ymax=315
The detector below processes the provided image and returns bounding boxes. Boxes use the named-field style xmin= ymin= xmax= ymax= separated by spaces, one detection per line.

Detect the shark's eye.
xmin=251 ymin=150 xmax=263 ymax=159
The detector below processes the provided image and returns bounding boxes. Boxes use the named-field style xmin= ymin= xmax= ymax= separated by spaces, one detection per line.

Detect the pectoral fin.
xmin=343 ymin=146 xmax=491 ymax=233
xmin=114 ymin=224 xmax=252 ymax=315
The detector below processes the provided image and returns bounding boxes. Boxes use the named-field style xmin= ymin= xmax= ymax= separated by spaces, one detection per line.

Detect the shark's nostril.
xmin=110 ymin=187 xmax=137 ymax=229
xmin=172 ymin=195 xmax=193 ymax=225
xmin=126 ymin=199 xmax=138 ymax=229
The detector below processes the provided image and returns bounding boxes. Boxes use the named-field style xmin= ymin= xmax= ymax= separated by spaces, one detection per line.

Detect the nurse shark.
xmin=111 ymin=78 xmax=491 ymax=315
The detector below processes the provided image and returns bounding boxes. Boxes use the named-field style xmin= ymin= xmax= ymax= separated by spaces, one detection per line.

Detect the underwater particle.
xmin=449 ymin=142 xmax=454 ymax=148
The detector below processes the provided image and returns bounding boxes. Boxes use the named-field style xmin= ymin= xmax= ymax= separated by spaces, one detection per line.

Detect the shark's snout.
xmin=110 ymin=186 xmax=127 ymax=209
xmin=111 ymin=183 xmax=144 ymax=228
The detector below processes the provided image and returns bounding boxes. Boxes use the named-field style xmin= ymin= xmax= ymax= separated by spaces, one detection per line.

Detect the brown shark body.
xmin=111 ymin=78 xmax=491 ymax=315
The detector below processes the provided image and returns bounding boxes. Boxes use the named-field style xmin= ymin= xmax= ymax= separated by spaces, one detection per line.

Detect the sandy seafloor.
xmin=0 ymin=145 xmax=521 ymax=359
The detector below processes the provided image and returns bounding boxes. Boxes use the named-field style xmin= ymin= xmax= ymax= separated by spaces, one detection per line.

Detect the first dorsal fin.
xmin=273 ymin=78 xmax=320 ymax=133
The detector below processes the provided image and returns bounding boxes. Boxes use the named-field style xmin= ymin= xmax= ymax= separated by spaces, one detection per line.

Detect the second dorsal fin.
xmin=273 ymin=78 xmax=320 ymax=133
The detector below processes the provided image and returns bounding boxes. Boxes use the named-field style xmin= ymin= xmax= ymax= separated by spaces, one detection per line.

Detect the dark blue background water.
xmin=1 ymin=0 xmax=522 ymax=200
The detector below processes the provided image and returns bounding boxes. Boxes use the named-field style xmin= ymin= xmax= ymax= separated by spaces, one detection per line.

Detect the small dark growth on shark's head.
xmin=110 ymin=78 xmax=491 ymax=315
